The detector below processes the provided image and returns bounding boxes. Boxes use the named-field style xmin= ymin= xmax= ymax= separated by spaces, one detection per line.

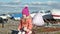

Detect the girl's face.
xmin=22 ymin=14 xmax=26 ymax=18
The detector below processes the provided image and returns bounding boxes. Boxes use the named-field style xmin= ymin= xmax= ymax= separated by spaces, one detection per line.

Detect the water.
xmin=10 ymin=13 xmax=22 ymax=18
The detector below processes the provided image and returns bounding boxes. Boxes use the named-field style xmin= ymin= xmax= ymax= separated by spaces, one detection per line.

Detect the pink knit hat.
xmin=22 ymin=6 xmax=29 ymax=16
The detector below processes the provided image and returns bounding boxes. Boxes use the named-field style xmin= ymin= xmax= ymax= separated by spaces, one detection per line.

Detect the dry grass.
xmin=0 ymin=19 xmax=19 ymax=34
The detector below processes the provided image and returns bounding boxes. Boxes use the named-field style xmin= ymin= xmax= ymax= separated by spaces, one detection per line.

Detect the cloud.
xmin=13 ymin=0 xmax=20 ymax=2
xmin=0 ymin=2 xmax=20 ymax=7
xmin=46 ymin=1 xmax=59 ymax=5
xmin=0 ymin=5 xmax=20 ymax=7
xmin=32 ymin=2 xmax=42 ymax=4
xmin=30 ymin=0 xmax=59 ymax=5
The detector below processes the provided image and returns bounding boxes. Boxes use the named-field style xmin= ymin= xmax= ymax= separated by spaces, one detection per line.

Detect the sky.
xmin=0 ymin=0 xmax=60 ymax=14
xmin=0 ymin=0 xmax=20 ymax=2
xmin=0 ymin=0 xmax=60 ymax=3
xmin=21 ymin=0 xmax=60 ymax=3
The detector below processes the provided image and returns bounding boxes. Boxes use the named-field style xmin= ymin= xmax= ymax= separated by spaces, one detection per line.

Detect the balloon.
xmin=32 ymin=13 xmax=45 ymax=26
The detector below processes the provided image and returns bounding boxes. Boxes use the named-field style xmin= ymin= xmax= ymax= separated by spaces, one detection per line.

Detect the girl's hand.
xmin=26 ymin=29 xmax=30 ymax=32
xmin=18 ymin=29 xmax=20 ymax=31
xmin=24 ymin=27 xmax=27 ymax=31
xmin=24 ymin=27 xmax=30 ymax=32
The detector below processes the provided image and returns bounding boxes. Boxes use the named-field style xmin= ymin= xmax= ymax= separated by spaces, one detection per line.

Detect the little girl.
xmin=18 ymin=6 xmax=33 ymax=34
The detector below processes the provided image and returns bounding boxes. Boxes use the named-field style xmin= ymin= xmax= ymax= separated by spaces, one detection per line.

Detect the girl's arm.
xmin=27 ymin=18 xmax=33 ymax=32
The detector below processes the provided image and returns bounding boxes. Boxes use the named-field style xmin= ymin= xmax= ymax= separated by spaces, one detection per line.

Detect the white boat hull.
xmin=51 ymin=9 xmax=60 ymax=19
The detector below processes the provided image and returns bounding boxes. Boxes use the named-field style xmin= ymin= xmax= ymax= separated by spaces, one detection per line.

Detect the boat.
xmin=51 ymin=9 xmax=60 ymax=19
